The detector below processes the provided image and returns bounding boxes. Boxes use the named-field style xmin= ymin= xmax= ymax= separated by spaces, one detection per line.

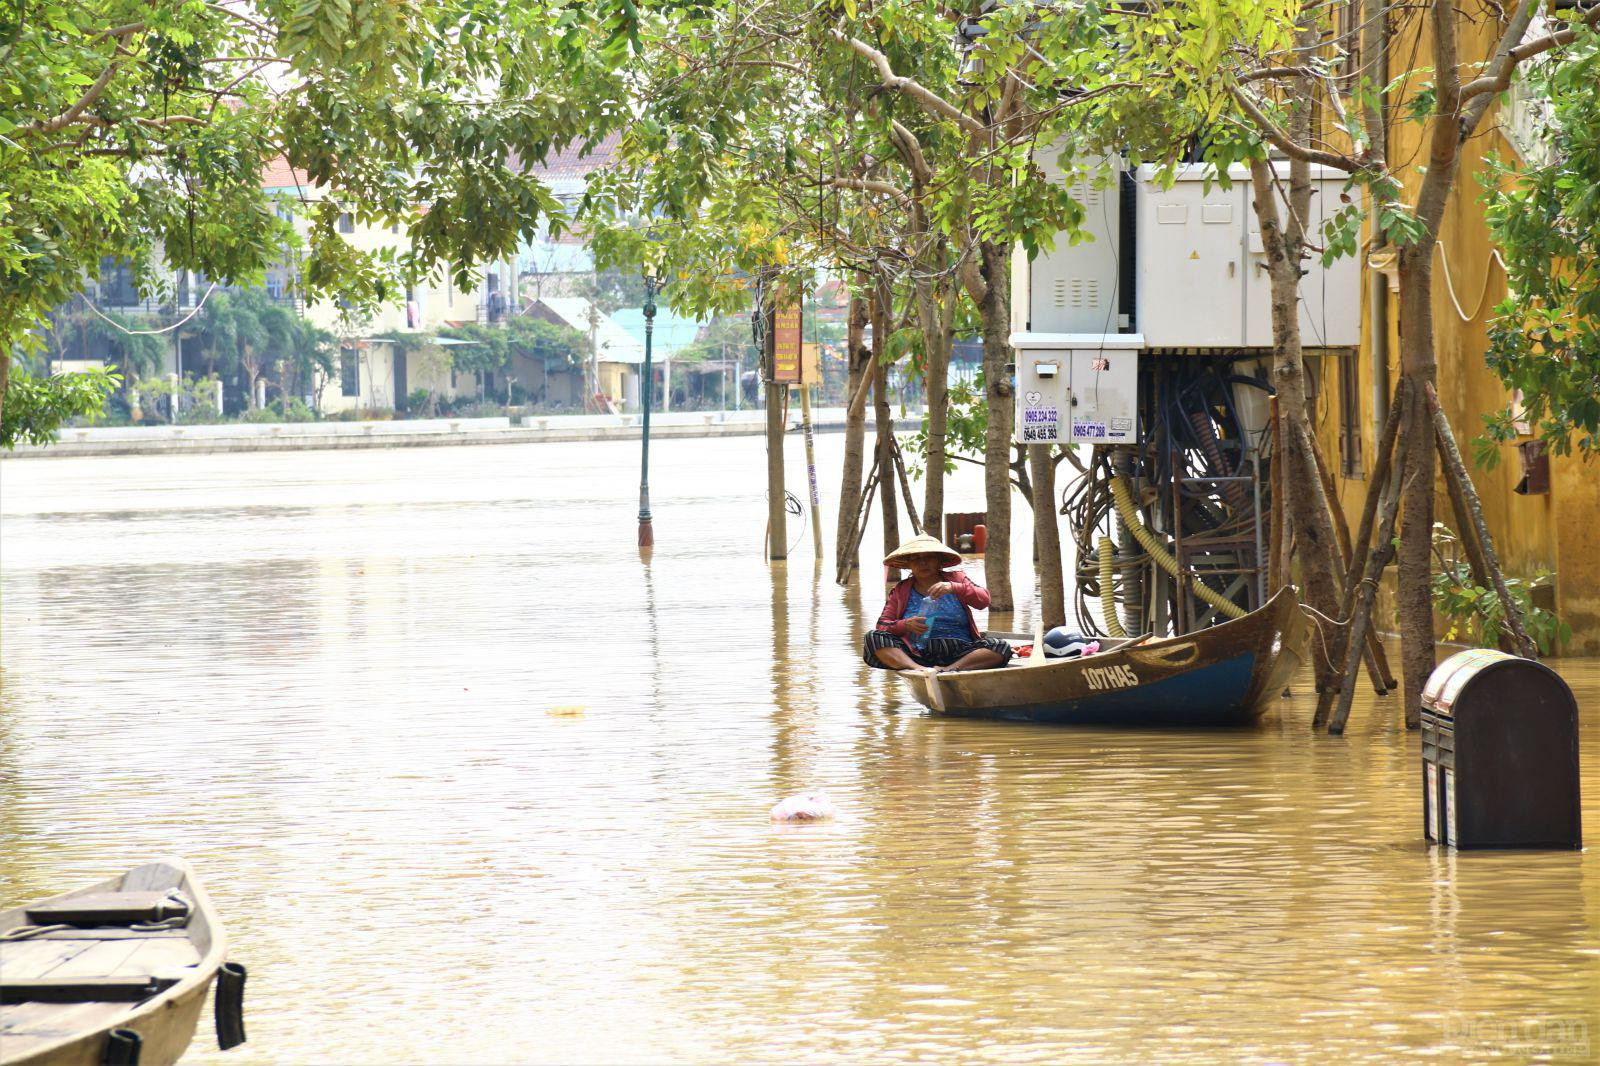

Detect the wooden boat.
xmin=1 ymin=858 xmax=244 ymax=1066
xmin=900 ymin=587 xmax=1308 ymax=726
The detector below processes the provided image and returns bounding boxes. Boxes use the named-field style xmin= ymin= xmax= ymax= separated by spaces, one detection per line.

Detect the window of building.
xmin=97 ymin=256 xmax=139 ymax=306
xmin=1339 ymin=354 xmax=1363 ymax=478
xmin=338 ymin=212 xmax=355 ymax=234
xmin=340 ymin=347 xmax=360 ymax=397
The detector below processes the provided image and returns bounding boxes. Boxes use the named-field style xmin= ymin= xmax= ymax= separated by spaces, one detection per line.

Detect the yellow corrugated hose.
xmin=1097 ymin=536 xmax=1129 ymax=638
xmin=1109 ymin=475 xmax=1248 ymax=621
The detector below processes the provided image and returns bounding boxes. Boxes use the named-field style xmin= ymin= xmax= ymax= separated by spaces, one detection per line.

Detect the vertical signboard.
xmin=771 ymin=288 xmax=803 ymax=384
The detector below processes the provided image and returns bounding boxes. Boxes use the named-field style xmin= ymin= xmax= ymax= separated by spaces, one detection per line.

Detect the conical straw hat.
xmin=884 ymin=532 xmax=963 ymax=570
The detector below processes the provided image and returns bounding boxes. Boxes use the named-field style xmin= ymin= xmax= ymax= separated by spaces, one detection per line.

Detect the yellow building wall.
xmin=598 ymin=362 xmax=637 ymax=407
xmin=1310 ymin=7 xmax=1599 ymax=654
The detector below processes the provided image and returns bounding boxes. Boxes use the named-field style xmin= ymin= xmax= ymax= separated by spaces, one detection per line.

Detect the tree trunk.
xmin=1029 ymin=444 xmax=1065 ymax=629
xmin=834 ymin=287 xmax=871 ymax=576
xmin=1248 ymin=161 xmax=1345 ymax=692
xmin=0 ymin=348 xmax=10 ymax=429
xmin=1395 ymin=247 xmax=1438 ymax=727
xmin=919 ymin=281 xmax=954 ymax=539
xmin=872 ymin=290 xmax=900 ymax=561
xmin=979 ymin=240 xmax=1014 ymax=611
xmin=1329 ymin=440 xmax=1408 ymax=735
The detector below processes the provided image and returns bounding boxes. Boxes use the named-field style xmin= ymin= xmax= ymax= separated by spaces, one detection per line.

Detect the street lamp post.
xmin=637 ymin=265 xmax=658 ymax=547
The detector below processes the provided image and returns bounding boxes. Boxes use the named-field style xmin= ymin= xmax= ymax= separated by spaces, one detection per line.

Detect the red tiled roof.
xmin=513 ymin=132 xmax=622 ymax=181
xmin=261 ymin=155 xmax=311 ymax=191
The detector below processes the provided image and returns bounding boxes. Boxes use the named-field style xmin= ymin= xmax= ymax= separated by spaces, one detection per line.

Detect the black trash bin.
xmin=1420 ymin=649 xmax=1582 ymax=849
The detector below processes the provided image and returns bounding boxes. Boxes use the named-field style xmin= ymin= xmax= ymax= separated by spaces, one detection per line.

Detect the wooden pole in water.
xmin=800 ymin=385 xmax=823 ymax=559
xmin=1329 ymin=448 xmax=1409 ymax=735
xmin=871 ymin=291 xmax=899 ymax=561
xmin=1267 ymin=397 xmax=1285 ymax=596
xmin=762 ymin=285 xmax=787 ymax=561
xmin=637 ymin=267 xmax=658 ymax=548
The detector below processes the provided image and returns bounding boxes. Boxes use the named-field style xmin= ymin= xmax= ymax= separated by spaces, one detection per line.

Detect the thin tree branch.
xmin=28 ymin=61 xmax=121 ymax=134
xmin=816 ymin=176 xmax=911 ymax=205
xmin=888 ymin=120 xmax=933 ymax=185
xmin=1231 ymin=86 xmax=1362 ymax=171
xmin=96 ymin=21 xmax=147 ymax=40
xmin=829 ymin=30 xmax=987 ymax=136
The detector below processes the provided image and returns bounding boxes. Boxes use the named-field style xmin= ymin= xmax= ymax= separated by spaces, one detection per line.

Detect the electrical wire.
xmin=1435 ymin=241 xmax=1508 ymax=322
xmin=82 ymin=282 xmax=220 ymax=335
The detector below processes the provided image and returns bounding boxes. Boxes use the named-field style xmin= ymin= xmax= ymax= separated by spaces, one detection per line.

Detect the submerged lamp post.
xmin=637 ymin=263 xmax=659 ymax=547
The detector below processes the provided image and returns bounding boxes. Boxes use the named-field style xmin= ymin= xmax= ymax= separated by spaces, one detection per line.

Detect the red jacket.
xmin=875 ymin=572 xmax=990 ymax=650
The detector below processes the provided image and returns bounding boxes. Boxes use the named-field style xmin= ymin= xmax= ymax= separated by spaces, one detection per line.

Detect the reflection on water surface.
xmin=2 ymin=438 xmax=1597 ymax=1064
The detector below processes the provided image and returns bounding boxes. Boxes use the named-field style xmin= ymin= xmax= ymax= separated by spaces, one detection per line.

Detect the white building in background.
xmin=525 ymin=297 xmax=642 ymax=410
xmin=260 ymin=158 xmax=512 ymax=414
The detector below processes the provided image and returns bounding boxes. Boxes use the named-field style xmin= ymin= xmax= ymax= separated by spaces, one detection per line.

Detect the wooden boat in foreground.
xmin=901 ymin=588 xmax=1308 ymax=726
xmin=1 ymin=858 xmax=244 ymax=1066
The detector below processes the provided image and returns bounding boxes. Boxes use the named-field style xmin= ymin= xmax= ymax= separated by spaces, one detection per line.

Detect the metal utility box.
xmin=1030 ymin=157 xmax=1124 ymax=335
xmin=1133 ymin=164 xmax=1361 ymax=348
xmin=1011 ymin=333 xmax=1142 ymax=446
xmin=1420 ymin=649 xmax=1583 ymax=850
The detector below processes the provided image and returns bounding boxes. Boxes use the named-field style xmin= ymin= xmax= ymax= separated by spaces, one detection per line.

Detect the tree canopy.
xmin=1 ymin=0 xmax=641 ymax=432
xmin=1481 ymin=31 xmax=1600 ymax=464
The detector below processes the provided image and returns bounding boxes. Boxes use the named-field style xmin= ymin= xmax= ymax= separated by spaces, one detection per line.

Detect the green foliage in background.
xmin=1 ymin=367 xmax=119 ymax=448
xmin=1430 ymin=524 xmax=1571 ymax=654
xmin=26 ymin=304 xmax=169 ymax=381
xmin=1480 ymin=31 xmax=1600 ymax=467
xmin=183 ymin=290 xmax=334 ymax=408
xmin=440 ymin=318 xmax=588 ymax=374
xmin=133 ymin=373 xmax=222 ymax=424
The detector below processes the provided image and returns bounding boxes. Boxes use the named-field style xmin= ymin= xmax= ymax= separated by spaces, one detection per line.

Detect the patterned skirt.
xmin=862 ymin=631 xmax=1013 ymax=670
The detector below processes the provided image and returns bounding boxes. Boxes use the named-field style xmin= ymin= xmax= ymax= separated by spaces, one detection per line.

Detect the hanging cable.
xmin=1435 ymin=241 xmax=1507 ymax=323
xmin=82 ymin=283 xmax=219 ymax=335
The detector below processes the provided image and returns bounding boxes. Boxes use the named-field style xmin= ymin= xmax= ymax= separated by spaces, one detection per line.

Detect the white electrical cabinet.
xmin=1134 ymin=167 xmax=1246 ymax=346
xmin=1029 ymin=155 xmax=1124 ymax=335
xmin=1134 ymin=163 xmax=1361 ymax=348
xmin=1243 ymin=168 xmax=1360 ymax=347
xmin=1011 ymin=333 xmax=1142 ymax=446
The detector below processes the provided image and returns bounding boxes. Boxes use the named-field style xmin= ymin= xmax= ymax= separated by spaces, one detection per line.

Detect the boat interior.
xmin=0 ymin=861 xmax=215 ymax=1063
xmin=988 ymin=632 xmax=1152 ymax=667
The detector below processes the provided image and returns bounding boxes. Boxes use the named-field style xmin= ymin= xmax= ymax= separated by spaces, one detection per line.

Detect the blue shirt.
xmin=907 ymin=588 xmax=969 ymax=648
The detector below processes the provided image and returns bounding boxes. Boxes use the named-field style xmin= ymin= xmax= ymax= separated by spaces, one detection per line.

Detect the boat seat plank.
xmin=1 ymin=999 xmax=135 ymax=1038
xmin=0 ymin=1001 xmax=67 ymax=1031
xmin=26 ymin=891 xmax=189 ymax=927
xmin=38 ymin=939 xmax=147 ymax=980
xmin=0 ymin=975 xmax=176 ymax=1005
xmin=108 ymin=939 xmax=201 ymax=977
xmin=0 ymin=941 xmax=93 ymax=981
xmin=120 ymin=864 xmax=185 ymax=893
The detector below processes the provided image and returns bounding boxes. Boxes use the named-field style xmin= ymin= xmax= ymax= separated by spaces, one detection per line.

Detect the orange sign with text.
xmin=771 ymin=297 xmax=803 ymax=383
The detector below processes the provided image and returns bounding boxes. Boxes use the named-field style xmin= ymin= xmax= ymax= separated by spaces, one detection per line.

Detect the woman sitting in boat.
xmin=863 ymin=533 xmax=1013 ymax=673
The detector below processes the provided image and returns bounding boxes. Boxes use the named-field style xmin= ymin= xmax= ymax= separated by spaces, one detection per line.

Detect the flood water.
xmin=2 ymin=435 xmax=1597 ymax=1065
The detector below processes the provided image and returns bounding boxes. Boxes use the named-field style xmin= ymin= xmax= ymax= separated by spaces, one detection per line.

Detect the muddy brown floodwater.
xmin=2 ymin=435 xmax=1597 ymax=1064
